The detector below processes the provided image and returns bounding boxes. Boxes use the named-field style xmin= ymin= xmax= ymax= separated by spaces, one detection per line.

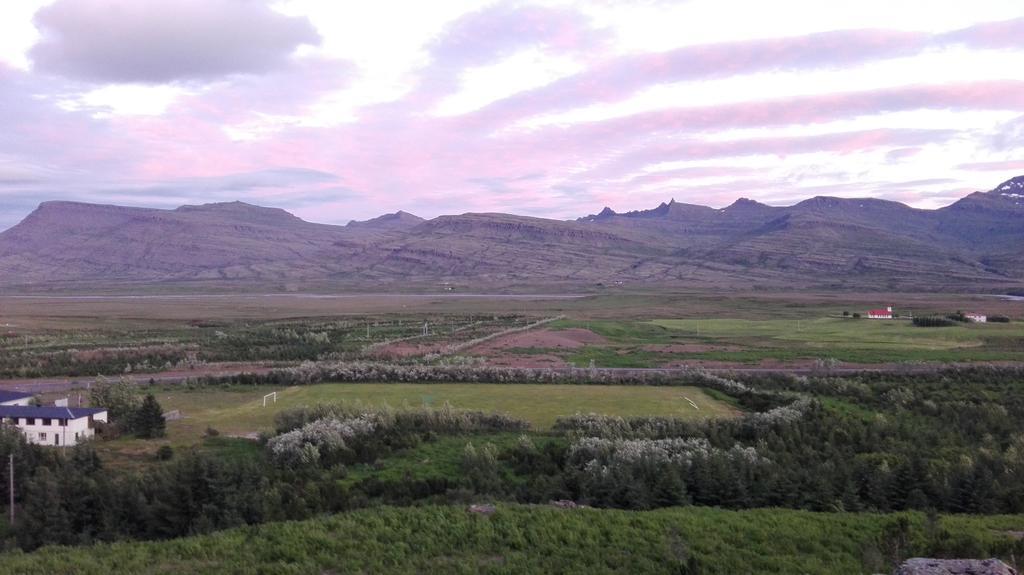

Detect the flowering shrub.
xmin=568 ymin=437 xmax=714 ymax=468
xmin=565 ymin=435 xmax=768 ymax=509
xmin=268 ymin=402 xmax=529 ymax=468
xmin=267 ymin=415 xmax=377 ymax=466
xmin=740 ymin=397 xmax=813 ymax=430
xmin=190 ymin=362 xmax=760 ymax=395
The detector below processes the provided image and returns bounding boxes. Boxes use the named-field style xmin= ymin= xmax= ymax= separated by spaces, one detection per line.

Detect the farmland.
xmin=0 ymin=311 xmax=531 ymax=378
xmin=546 ymin=316 xmax=1024 ymax=367
xmin=1 ymin=290 xmax=1022 ymax=572
xmin=1 ymin=292 xmax=1020 ymax=379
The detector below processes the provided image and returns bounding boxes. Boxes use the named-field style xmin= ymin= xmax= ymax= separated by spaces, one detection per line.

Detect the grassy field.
xmin=2 ymin=504 xmax=1021 ymax=574
xmin=95 ymin=382 xmax=737 ymax=464
xmin=651 ymin=317 xmax=1019 ymax=349
xmin=548 ymin=316 xmax=1024 ymax=366
xmin=3 ymin=291 xmax=1019 ymax=322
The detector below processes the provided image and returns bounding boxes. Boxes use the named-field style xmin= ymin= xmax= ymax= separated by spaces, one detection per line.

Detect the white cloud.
xmin=433 ymin=48 xmax=584 ymax=117
xmin=0 ymin=0 xmax=54 ymax=69
xmin=56 ymin=84 xmax=194 ymax=117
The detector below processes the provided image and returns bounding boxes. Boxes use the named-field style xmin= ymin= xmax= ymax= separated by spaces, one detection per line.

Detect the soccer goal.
xmin=263 ymin=392 xmax=277 ymax=407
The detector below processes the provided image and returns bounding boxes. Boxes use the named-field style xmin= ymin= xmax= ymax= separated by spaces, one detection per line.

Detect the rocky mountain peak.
xmin=174 ymin=201 xmax=302 ymax=223
xmin=347 ymin=210 xmax=425 ymax=229
xmin=724 ymin=197 xmax=770 ymax=210
xmin=994 ymin=176 xmax=1024 ymax=201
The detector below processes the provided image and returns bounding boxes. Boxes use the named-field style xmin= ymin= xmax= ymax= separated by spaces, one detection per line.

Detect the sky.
xmin=1 ymin=0 xmax=1023 ymax=230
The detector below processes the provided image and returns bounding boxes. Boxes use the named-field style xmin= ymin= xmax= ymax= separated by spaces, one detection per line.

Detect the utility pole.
xmin=8 ymin=454 xmax=13 ymax=526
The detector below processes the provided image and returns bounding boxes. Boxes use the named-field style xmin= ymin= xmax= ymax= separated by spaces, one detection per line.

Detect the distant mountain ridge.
xmin=2 ymin=177 xmax=1023 ymax=291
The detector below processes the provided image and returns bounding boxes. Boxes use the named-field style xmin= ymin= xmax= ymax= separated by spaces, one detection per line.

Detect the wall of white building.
xmin=6 ymin=412 xmax=108 ymax=447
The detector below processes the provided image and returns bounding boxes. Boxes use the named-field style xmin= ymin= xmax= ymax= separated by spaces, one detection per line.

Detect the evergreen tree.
xmin=135 ymin=394 xmax=166 ymax=439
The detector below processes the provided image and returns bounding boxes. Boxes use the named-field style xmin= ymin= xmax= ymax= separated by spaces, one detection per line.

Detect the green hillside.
xmin=2 ymin=505 xmax=1022 ymax=575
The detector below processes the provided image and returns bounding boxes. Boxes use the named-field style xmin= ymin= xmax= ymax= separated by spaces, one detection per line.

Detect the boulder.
xmin=894 ymin=558 xmax=1017 ymax=575
xmin=468 ymin=504 xmax=496 ymax=516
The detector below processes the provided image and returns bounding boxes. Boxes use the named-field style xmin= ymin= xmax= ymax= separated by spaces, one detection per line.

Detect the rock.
xmin=894 ymin=558 xmax=1018 ymax=575
xmin=468 ymin=504 xmax=496 ymax=516
xmin=549 ymin=500 xmax=580 ymax=509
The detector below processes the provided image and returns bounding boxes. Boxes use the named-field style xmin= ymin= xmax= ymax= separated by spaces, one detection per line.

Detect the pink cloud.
xmin=940 ymin=17 xmax=1024 ymax=50
xmin=465 ymin=28 xmax=933 ymax=128
xmin=886 ymin=147 xmax=923 ymax=162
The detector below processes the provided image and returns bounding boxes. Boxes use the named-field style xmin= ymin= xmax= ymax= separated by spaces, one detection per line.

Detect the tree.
xmin=89 ymin=376 xmax=141 ymax=430
xmin=135 ymin=394 xmax=166 ymax=439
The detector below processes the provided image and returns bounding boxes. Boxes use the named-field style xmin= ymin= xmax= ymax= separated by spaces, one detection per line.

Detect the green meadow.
xmin=95 ymin=383 xmax=737 ymax=464
xmin=551 ymin=317 xmax=1024 ymax=366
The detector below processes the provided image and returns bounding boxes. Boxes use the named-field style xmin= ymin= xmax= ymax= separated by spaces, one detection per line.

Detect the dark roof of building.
xmin=0 ymin=390 xmax=33 ymax=403
xmin=0 ymin=406 xmax=107 ymax=420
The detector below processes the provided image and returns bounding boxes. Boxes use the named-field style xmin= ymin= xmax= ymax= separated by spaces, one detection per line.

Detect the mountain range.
xmin=1 ymin=176 xmax=1023 ymax=292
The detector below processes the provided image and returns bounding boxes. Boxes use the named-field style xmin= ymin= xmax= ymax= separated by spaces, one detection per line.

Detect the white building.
xmin=0 ymin=405 xmax=108 ymax=447
xmin=966 ymin=313 xmax=987 ymax=323
xmin=0 ymin=390 xmax=33 ymax=406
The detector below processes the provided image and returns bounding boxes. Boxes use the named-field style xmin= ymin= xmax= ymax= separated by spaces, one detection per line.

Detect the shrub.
xmin=913 ymin=316 xmax=956 ymax=327
xmin=268 ymin=403 xmax=530 ymax=467
xmin=461 ymin=442 xmax=503 ymax=494
xmin=186 ymin=362 xmax=757 ymax=390
xmin=156 ymin=445 xmax=174 ymax=460
xmin=988 ymin=315 xmax=1011 ymax=323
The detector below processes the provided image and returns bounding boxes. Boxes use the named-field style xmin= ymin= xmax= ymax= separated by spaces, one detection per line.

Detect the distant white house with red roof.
xmin=867 ymin=306 xmax=893 ymax=319
xmin=965 ymin=313 xmax=987 ymax=323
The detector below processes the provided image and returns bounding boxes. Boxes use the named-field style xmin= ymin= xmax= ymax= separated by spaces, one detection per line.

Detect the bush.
xmin=186 ymin=361 xmax=758 ymax=390
xmin=156 ymin=445 xmax=174 ymax=460
xmin=988 ymin=315 xmax=1011 ymax=323
xmin=461 ymin=442 xmax=503 ymax=494
xmin=268 ymin=403 xmax=530 ymax=468
xmin=912 ymin=316 xmax=956 ymax=327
